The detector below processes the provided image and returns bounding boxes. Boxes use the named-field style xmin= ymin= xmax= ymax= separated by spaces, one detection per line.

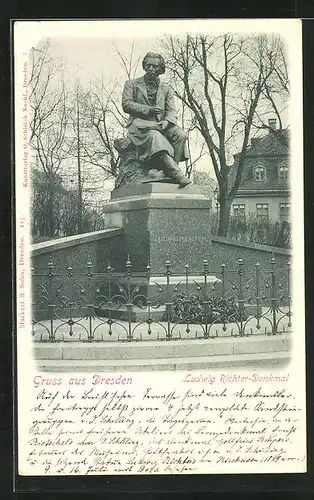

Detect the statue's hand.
xmin=149 ymin=105 xmax=164 ymax=116
xmin=160 ymin=120 xmax=169 ymax=131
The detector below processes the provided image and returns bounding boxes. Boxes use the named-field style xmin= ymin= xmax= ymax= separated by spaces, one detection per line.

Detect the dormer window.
xmin=253 ymin=164 xmax=266 ymax=182
xmin=278 ymin=165 xmax=289 ymax=182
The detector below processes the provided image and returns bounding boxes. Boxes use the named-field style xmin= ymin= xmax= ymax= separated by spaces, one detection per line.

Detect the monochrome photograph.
xmin=14 ymin=20 xmax=306 ymax=476
xmin=22 ymin=26 xmax=295 ymax=373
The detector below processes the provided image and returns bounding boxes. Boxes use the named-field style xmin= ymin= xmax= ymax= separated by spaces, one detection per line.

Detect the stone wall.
xmin=30 ymin=226 xmax=291 ymax=276
xmin=31 ymin=228 xmax=126 ymax=273
xmin=210 ymin=235 xmax=291 ymax=272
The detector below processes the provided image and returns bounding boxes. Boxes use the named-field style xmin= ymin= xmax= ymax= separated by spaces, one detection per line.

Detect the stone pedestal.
xmin=103 ymin=182 xmax=213 ymax=274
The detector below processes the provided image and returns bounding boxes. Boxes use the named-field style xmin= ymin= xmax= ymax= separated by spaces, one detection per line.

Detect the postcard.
xmin=14 ymin=19 xmax=306 ymax=476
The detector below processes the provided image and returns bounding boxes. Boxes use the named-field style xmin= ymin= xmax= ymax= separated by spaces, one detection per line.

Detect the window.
xmin=233 ymin=203 xmax=245 ymax=220
xmin=256 ymin=203 xmax=269 ymax=221
xmin=253 ymin=165 xmax=266 ymax=182
xmin=279 ymin=203 xmax=290 ymax=220
xmin=278 ymin=165 xmax=289 ymax=182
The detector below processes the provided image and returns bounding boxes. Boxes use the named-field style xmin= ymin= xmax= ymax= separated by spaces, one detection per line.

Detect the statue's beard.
xmin=145 ymin=72 xmax=158 ymax=81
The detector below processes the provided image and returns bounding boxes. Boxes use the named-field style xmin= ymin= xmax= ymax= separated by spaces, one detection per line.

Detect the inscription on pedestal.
xmin=152 ymin=235 xmax=210 ymax=244
xmin=103 ymin=182 xmax=213 ymax=273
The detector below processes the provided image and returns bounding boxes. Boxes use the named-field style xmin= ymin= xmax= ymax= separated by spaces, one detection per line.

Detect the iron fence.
xmin=31 ymin=256 xmax=292 ymax=342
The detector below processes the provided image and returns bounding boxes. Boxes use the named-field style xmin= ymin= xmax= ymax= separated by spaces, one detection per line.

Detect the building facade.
xmin=230 ymin=119 xmax=290 ymax=223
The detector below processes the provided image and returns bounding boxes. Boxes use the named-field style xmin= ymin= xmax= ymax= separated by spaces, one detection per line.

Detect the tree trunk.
xmin=217 ymin=196 xmax=232 ymax=237
xmin=47 ymin=181 xmax=55 ymax=237
xmin=76 ymin=96 xmax=83 ymax=233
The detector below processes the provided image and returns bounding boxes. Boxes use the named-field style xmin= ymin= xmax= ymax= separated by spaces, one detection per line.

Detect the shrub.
xmin=228 ymin=214 xmax=291 ymax=248
xmin=210 ymin=212 xmax=291 ymax=248
xmin=31 ymin=168 xmax=105 ymax=240
xmin=165 ymin=293 xmax=247 ymax=324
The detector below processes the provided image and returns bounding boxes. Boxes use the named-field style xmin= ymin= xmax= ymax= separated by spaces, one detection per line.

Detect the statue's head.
xmin=142 ymin=52 xmax=166 ymax=78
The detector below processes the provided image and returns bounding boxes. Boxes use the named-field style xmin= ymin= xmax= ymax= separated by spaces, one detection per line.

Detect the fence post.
xmin=146 ymin=262 xmax=152 ymax=335
xmin=47 ymin=261 xmax=55 ymax=341
xmin=270 ymin=256 xmax=278 ymax=334
xmin=107 ymin=263 xmax=114 ymax=336
xmin=255 ymin=262 xmax=261 ymax=330
xmin=86 ymin=261 xmax=94 ymax=341
xmin=165 ymin=260 xmax=172 ymax=341
xmin=126 ymin=255 xmax=133 ymax=342
xmin=237 ymin=258 xmax=245 ymax=336
xmin=203 ymin=259 xmax=209 ymax=339
xmin=221 ymin=263 xmax=227 ymax=332
xmin=66 ymin=265 xmax=75 ymax=338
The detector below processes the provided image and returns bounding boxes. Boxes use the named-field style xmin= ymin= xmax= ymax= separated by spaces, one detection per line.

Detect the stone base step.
xmin=33 ymin=333 xmax=292 ymax=362
xmin=36 ymin=350 xmax=291 ymax=372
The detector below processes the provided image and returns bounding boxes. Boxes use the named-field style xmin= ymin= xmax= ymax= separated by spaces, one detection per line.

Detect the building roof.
xmin=230 ymin=126 xmax=290 ymax=194
xmin=242 ymin=128 xmax=289 ymax=158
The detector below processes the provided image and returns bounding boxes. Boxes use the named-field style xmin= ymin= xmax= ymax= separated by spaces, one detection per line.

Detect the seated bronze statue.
xmin=115 ymin=52 xmax=191 ymax=188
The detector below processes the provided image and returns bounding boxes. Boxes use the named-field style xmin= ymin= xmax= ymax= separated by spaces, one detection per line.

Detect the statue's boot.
xmin=159 ymin=152 xmax=192 ymax=188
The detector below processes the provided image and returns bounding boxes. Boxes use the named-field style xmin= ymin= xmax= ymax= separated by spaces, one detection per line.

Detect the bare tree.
xmin=185 ymin=128 xmax=208 ymax=178
xmin=29 ymin=40 xmax=67 ymax=142
xmin=80 ymin=77 xmax=124 ymax=178
xmin=29 ymin=39 xmax=72 ymax=236
xmin=65 ymin=82 xmax=115 ymax=232
xmin=66 ymin=84 xmax=86 ymax=233
xmin=251 ymin=37 xmax=289 ymax=146
xmin=163 ymin=33 xmax=289 ymax=236
xmin=111 ymin=40 xmax=141 ymax=80
xmin=80 ymin=43 xmax=141 ymax=179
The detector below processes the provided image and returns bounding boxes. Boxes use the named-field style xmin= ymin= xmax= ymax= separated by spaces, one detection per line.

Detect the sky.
xmin=48 ymin=37 xmax=164 ymax=86
xmin=25 ymin=20 xmax=297 ymax=192
xmin=36 ymin=35 xmax=215 ymax=174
